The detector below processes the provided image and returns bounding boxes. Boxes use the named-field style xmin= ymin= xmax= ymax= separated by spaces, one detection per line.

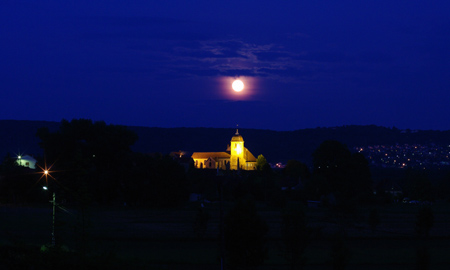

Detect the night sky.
xmin=1 ymin=1 xmax=449 ymax=131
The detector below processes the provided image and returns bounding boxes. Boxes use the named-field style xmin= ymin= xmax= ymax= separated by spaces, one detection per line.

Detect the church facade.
xmin=191 ymin=130 xmax=257 ymax=170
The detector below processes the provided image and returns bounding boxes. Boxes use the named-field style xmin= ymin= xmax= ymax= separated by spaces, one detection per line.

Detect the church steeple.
xmin=230 ymin=128 xmax=244 ymax=170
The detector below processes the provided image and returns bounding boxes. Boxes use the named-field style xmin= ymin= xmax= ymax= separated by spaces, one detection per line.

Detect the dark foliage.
xmin=34 ymin=119 xmax=189 ymax=207
xmin=284 ymin=160 xmax=310 ymax=180
xmin=6 ymin=120 xmax=450 ymax=166
xmin=121 ymin=152 xmax=189 ymax=207
xmin=310 ymin=140 xmax=373 ymax=205
xmin=256 ymin=154 xmax=268 ymax=171
xmin=0 ymin=153 xmax=44 ymax=204
xmin=36 ymin=119 xmax=138 ymax=204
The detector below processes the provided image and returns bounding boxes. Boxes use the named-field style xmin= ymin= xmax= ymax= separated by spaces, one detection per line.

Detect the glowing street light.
xmin=37 ymin=161 xmax=55 ymax=186
xmin=38 ymin=163 xmax=57 ymax=247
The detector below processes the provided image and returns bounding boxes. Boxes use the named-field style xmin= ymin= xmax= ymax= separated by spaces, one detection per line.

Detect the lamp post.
xmin=51 ymin=191 xmax=55 ymax=246
xmin=42 ymin=185 xmax=56 ymax=246
xmin=42 ymin=169 xmax=56 ymax=247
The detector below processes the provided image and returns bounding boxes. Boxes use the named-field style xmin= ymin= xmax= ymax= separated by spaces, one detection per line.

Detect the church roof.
xmin=192 ymin=152 xmax=231 ymax=159
xmin=244 ymin=148 xmax=257 ymax=162
xmin=19 ymin=155 xmax=36 ymax=162
xmin=231 ymin=129 xmax=244 ymax=142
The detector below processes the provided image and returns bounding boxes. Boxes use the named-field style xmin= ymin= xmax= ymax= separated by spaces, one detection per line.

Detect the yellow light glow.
xmin=36 ymin=161 xmax=57 ymax=186
xmin=232 ymin=80 xmax=244 ymax=92
xmin=236 ymin=143 xmax=242 ymax=155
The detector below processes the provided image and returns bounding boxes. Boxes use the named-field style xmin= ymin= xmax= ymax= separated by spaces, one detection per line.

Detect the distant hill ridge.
xmin=1 ymin=120 xmax=450 ymax=164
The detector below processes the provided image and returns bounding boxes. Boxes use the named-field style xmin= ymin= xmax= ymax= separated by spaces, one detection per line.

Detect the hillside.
xmin=2 ymin=120 xmax=450 ymax=165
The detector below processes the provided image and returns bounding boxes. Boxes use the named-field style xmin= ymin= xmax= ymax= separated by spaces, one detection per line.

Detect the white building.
xmin=16 ymin=155 xmax=36 ymax=169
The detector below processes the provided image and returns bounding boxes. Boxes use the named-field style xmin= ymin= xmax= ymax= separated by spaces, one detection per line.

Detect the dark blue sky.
xmin=1 ymin=1 xmax=449 ymax=130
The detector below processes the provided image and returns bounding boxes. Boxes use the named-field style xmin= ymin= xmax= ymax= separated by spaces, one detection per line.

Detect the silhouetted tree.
xmin=349 ymin=152 xmax=373 ymax=202
xmin=256 ymin=154 xmax=268 ymax=171
xmin=311 ymin=140 xmax=372 ymax=206
xmin=312 ymin=140 xmax=352 ymax=175
xmin=224 ymin=198 xmax=268 ymax=269
xmin=284 ymin=160 xmax=310 ymax=181
xmin=36 ymin=119 xmax=138 ymax=203
xmin=0 ymin=153 xmax=19 ymax=173
xmin=0 ymin=153 xmax=41 ymax=204
xmin=145 ymin=155 xmax=189 ymax=207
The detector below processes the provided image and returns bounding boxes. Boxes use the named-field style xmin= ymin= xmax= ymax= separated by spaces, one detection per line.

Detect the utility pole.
xmin=51 ymin=192 xmax=56 ymax=246
xmin=41 ymin=166 xmax=58 ymax=247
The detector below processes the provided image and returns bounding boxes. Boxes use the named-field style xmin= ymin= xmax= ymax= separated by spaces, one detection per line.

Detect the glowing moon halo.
xmin=232 ymin=79 xmax=244 ymax=92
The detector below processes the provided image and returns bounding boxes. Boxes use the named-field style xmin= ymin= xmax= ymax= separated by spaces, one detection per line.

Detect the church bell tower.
xmin=230 ymin=129 xmax=244 ymax=170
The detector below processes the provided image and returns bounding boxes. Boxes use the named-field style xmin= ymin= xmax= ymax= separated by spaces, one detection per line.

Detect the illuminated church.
xmin=191 ymin=130 xmax=257 ymax=170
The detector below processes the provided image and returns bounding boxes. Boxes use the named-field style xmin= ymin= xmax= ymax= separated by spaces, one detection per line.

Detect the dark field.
xmin=1 ymin=202 xmax=449 ymax=269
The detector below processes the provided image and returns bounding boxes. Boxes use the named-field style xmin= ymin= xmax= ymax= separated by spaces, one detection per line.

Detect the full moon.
xmin=232 ymin=79 xmax=244 ymax=92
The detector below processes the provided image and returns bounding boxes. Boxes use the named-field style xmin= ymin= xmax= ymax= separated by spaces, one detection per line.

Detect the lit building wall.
xmin=230 ymin=141 xmax=244 ymax=170
xmin=191 ymin=130 xmax=257 ymax=171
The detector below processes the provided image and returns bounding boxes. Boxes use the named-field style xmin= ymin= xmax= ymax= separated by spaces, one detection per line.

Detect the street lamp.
xmin=42 ymin=186 xmax=56 ymax=247
xmin=39 ymin=164 xmax=57 ymax=247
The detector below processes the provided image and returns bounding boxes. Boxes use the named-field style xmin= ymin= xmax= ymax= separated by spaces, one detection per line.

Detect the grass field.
xmin=1 ymin=202 xmax=449 ymax=269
